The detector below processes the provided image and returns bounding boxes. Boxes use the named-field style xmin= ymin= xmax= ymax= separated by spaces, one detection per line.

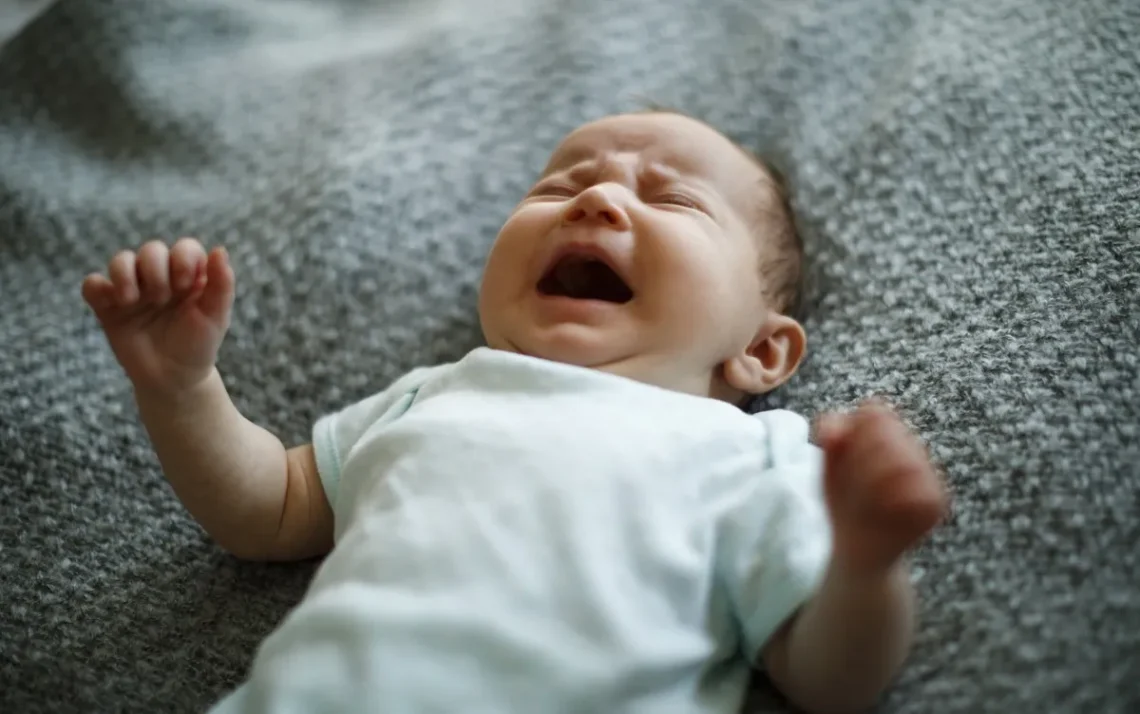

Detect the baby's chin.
xmin=485 ymin=324 xmax=637 ymax=371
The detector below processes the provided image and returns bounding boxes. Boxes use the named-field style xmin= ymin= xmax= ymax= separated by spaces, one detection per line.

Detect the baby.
xmin=82 ymin=112 xmax=947 ymax=714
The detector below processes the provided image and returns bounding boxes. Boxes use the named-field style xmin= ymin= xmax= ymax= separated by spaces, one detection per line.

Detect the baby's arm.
xmin=82 ymin=239 xmax=333 ymax=561
xmin=763 ymin=404 xmax=947 ymax=714
xmin=134 ymin=370 xmax=332 ymax=561
xmin=763 ymin=561 xmax=915 ymax=714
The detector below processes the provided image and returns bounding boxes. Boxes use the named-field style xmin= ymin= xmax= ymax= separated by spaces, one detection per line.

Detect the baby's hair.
xmin=630 ymin=102 xmax=807 ymax=322
xmin=750 ymin=157 xmax=807 ymax=322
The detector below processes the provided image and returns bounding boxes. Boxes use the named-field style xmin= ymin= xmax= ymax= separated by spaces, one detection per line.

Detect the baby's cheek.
xmin=683 ymin=250 xmax=741 ymax=308
xmin=485 ymin=217 xmax=537 ymax=270
xmin=653 ymin=253 xmax=734 ymax=328
xmin=505 ymin=203 xmax=560 ymax=237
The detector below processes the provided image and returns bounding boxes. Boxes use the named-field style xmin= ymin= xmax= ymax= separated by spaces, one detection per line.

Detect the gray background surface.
xmin=1 ymin=0 xmax=1138 ymax=712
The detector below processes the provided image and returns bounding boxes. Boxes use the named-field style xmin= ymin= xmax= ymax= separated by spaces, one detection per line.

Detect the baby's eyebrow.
xmin=535 ymin=161 xmax=595 ymax=185
xmin=540 ymin=149 xmax=597 ymax=175
xmin=543 ymin=144 xmax=597 ymax=174
xmin=639 ymin=163 xmax=683 ymax=184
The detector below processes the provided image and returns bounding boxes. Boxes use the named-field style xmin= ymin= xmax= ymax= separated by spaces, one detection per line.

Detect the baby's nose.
xmin=565 ymin=205 xmax=621 ymax=225
xmin=563 ymin=185 xmax=631 ymax=230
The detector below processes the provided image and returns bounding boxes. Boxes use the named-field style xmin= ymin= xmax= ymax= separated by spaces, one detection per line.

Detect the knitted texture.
xmin=1 ymin=1 xmax=1137 ymax=712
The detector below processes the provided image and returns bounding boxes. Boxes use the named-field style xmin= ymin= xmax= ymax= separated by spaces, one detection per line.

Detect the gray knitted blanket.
xmin=1 ymin=1 xmax=1137 ymax=712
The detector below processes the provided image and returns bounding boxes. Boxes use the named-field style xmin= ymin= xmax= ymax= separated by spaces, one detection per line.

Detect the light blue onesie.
xmin=210 ymin=347 xmax=831 ymax=713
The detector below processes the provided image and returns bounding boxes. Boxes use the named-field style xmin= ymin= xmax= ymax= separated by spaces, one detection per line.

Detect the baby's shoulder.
xmin=695 ymin=408 xmax=820 ymax=490
xmin=747 ymin=409 xmax=813 ymax=447
xmin=681 ymin=405 xmax=813 ymax=447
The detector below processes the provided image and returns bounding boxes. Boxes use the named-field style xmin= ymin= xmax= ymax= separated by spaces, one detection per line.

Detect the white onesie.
xmin=210 ymin=347 xmax=831 ymax=714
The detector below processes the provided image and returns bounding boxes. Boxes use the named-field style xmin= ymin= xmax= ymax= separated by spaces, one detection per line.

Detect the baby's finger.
xmin=137 ymin=240 xmax=171 ymax=304
xmin=829 ymin=409 xmax=912 ymax=503
xmin=851 ymin=421 xmax=918 ymax=483
xmin=81 ymin=273 xmax=117 ymax=313
xmin=108 ymin=250 xmax=139 ymax=305
xmin=170 ymin=237 xmax=207 ymax=293
xmin=198 ymin=247 xmax=234 ymax=323
xmin=874 ymin=476 xmax=948 ymax=548
xmin=815 ymin=411 xmax=853 ymax=452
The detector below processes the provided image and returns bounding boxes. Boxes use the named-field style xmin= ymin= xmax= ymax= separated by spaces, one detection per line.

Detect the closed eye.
xmin=530 ymin=183 xmax=579 ymax=199
xmin=653 ymin=193 xmax=704 ymax=212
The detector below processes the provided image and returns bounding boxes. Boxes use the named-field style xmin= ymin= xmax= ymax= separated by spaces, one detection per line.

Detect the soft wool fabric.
xmin=0 ymin=1 xmax=1137 ymax=713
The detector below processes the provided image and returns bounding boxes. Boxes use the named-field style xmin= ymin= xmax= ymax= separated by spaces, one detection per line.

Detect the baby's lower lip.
xmin=534 ymin=293 xmax=629 ymax=316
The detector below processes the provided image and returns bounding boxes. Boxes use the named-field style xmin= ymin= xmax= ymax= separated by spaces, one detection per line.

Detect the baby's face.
xmin=478 ymin=112 xmax=789 ymax=398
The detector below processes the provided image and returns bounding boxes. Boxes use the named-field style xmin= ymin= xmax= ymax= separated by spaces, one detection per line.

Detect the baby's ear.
xmin=722 ymin=313 xmax=806 ymax=395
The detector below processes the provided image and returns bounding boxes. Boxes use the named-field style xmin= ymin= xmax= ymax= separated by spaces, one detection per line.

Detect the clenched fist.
xmin=81 ymin=238 xmax=234 ymax=396
xmin=816 ymin=401 xmax=949 ymax=574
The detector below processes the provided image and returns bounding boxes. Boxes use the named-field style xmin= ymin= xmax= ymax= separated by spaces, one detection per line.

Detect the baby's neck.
xmin=492 ymin=344 xmax=733 ymax=404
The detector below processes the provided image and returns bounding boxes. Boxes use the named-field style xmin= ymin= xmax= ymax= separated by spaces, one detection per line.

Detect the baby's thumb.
xmin=81 ymin=274 xmax=117 ymax=316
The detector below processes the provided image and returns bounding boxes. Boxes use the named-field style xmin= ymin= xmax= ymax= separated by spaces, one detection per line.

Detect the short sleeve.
xmin=715 ymin=410 xmax=832 ymax=662
xmin=311 ymin=364 xmax=445 ymax=511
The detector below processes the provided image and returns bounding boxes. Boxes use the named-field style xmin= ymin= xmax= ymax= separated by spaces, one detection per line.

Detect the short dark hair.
xmin=748 ymin=155 xmax=806 ymax=321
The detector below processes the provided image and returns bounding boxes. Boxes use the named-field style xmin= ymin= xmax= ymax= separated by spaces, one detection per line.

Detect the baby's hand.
xmin=816 ymin=401 xmax=948 ymax=574
xmin=82 ymin=238 xmax=234 ymax=396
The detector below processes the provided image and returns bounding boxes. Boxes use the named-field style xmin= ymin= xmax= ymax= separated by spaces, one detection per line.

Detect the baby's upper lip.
xmin=538 ymin=238 xmax=635 ymax=293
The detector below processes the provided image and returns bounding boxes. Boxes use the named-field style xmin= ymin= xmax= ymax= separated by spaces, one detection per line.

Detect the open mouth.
xmin=536 ymin=252 xmax=634 ymax=304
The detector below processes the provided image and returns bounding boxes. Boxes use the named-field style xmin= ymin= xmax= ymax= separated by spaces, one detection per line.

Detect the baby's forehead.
xmin=542 ymin=114 xmax=766 ymax=204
